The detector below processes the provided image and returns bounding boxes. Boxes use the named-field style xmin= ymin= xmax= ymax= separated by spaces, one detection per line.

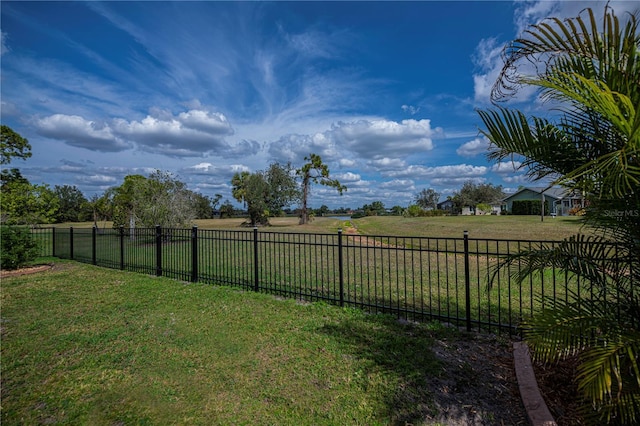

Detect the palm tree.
xmin=478 ymin=7 xmax=639 ymax=423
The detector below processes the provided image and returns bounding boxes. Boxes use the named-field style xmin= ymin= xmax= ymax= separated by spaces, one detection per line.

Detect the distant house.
xmin=502 ymin=187 xmax=585 ymax=216
xmin=461 ymin=206 xmax=474 ymax=216
xmin=437 ymin=199 xmax=454 ymax=213
xmin=478 ymin=204 xmax=502 ymax=215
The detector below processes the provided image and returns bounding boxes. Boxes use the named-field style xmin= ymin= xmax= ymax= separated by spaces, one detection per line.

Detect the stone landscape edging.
xmin=513 ymin=341 xmax=557 ymax=426
xmin=0 ymin=263 xmax=53 ymax=278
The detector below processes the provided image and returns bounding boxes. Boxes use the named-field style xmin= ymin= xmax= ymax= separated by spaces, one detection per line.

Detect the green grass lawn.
xmin=345 ymin=215 xmax=591 ymax=240
xmin=197 ymin=215 xmax=592 ymax=240
xmin=59 ymin=214 xmax=591 ymax=240
xmin=2 ymin=261 xmax=473 ymax=425
xmin=38 ymin=215 xmax=592 ymax=334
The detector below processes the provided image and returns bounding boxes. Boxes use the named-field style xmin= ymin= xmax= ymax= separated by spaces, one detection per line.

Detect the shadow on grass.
xmin=317 ymin=312 xmax=525 ymax=426
xmin=317 ymin=313 xmax=448 ymax=425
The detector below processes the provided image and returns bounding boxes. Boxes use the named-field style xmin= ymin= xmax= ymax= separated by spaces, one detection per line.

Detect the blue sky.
xmin=1 ymin=1 xmax=636 ymax=209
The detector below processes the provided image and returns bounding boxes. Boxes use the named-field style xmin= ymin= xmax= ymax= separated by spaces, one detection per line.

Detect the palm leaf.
xmin=577 ymin=334 xmax=640 ymax=424
xmin=480 ymin=6 xmax=640 ymax=422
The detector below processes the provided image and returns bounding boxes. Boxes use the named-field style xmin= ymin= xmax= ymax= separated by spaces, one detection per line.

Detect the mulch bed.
xmin=533 ymin=355 xmax=586 ymax=425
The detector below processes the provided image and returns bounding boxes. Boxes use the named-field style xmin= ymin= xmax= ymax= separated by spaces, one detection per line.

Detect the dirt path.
xmin=342 ymin=224 xmax=398 ymax=248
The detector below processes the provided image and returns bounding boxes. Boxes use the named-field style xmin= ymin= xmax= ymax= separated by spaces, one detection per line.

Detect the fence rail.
xmin=28 ymin=226 xmax=627 ymax=335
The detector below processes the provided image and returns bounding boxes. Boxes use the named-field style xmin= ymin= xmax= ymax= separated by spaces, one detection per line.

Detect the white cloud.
xmin=268 ymin=133 xmax=338 ymax=163
xmin=328 ymin=119 xmax=435 ymax=159
xmin=339 ymin=158 xmax=356 ymax=167
xmin=401 ymin=104 xmax=420 ymax=115
xmin=191 ymin=162 xmax=215 ymax=171
xmin=184 ymin=163 xmax=250 ymax=177
xmin=430 ymin=177 xmax=486 ymax=186
xmin=286 ymin=29 xmax=343 ymax=60
xmin=379 ymin=179 xmax=415 ymax=191
xmin=385 ymin=164 xmax=487 ymax=179
xmin=176 ymin=110 xmax=234 ymax=134
xmin=1 ymin=31 xmax=8 ymax=55
xmin=472 ymin=1 xmax=635 ymax=105
xmin=472 ymin=37 xmax=505 ymax=104
xmin=335 ymin=172 xmax=361 ymax=182
xmin=491 ymin=160 xmax=522 ymax=174
xmin=456 ymin=136 xmax=490 ymax=157
xmin=368 ymin=157 xmax=407 ymax=170
xmin=77 ymin=174 xmax=118 ymax=184
xmin=268 ymin=118 xmax=435 ymax=170
xmin=502 ymin=175 xmax=531 ymax=184
xmin=111 ymin=109 xmax=236 ymax=156
xmin=33 ymin=108 xmax=255 ymax=158
xmin=35 ymin=114 xmax=130 ymax=152
xmin=513 ymin=1 xmax=561 ymax=33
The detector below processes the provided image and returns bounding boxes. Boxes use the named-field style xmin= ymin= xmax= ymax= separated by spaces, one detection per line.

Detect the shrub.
xmin=424 ymin=209 xmax=446 ymax=217
xmin=0 ymin=226 xmax=40 ymax=270
xmin=403 ymin=205 xmax=447 ymax=217
xmin=476 ymin=203 xmax=493 ymax=215
xmin=403 ymin=204 xmax=424 ymax=217
xmin=512 ymin=200 xmax=549 ymax=216
xmin=568 ymin=206 xmax=585 ymax=216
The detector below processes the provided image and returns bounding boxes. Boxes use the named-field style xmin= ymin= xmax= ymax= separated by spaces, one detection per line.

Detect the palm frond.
xmin=481 ymin=6 xmax=640 ymax=422
xmin=492 ymin=8 xmax=640 ymax=104
xmin=577 ymin=334 xmax=640 ymax=424
xmin=490 ymin=234 xmax=626 ymax=291
xmin=478 ymin=107 xmax=586 ymax=179
xmin=524 ymin=295 xmax=640 ymax=423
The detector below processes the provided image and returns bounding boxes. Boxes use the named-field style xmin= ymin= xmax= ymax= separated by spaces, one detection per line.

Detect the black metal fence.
xmin=28 ymin=226 xmax=628 ymax=335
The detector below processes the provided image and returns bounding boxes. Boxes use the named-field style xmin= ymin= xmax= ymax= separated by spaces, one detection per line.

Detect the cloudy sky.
xmin=1 ymin=1 xmax=637 ymax=209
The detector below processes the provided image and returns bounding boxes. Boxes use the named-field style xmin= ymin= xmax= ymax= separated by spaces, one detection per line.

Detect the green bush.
xmin=0 ymin=226 xmax=40 ymax=270
xmin=476 ymin=203 xmax=493 ymax=214
xmin=512 ymin=200 xmax=548 ymax=215
xmin=403 ymin=204 xmax=424 ymax=217
xmin=403 ymin=205 xmax=447 ymax=217
xmin=426 ymin=209 xmax=446 ymax=216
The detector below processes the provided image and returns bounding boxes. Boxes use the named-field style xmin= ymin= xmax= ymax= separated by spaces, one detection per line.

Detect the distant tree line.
xmin=1 ymin=125 xmax=507 ymax=228
xmin=0 ymin=130 xmax=347 ymax=228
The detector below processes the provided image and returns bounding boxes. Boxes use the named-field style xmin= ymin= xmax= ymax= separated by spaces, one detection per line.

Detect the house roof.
xmin=502 ymin=186 xmax=576 ymax=202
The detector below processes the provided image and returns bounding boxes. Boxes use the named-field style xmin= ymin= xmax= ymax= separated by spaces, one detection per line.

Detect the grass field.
xmin=1 ymin=261 xmax=478 ymax=425
xmin=57 ymin=214 xmax=591 ymax=240
xmin=344 ymin=215 xmax=591 ymax=240
xmin=36 ymin=215 xmax=593 ymax=334
xmin=7 ymin=216 xmax=598 ymax=423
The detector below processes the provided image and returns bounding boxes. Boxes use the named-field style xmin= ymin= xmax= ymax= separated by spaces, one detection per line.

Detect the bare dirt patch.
xmin=343 ymin=225 xmax=398 ymax=248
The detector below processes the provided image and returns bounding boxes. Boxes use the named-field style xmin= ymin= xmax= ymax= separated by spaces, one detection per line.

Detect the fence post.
xmin=52 ymin=227 xmax=56 ymax=257
xmin=156 ymin=225 xmax=162 ymax=277
xmin=119 ymin=226 xmax=125 ymax=270
xmin=463 ymin=230 xmax=471 ymax=332
xmin=70 ymin=227 xmax=74 ymax=260
xmin=191 ymin=226 xmax=198 ymax=283
xmin=253 ymin=227 xmax=259 ymax=292
xmin=338 ymin=229 xmax=344 ymax=307
xmin=92 ymin=226 xmax=97 ymax=265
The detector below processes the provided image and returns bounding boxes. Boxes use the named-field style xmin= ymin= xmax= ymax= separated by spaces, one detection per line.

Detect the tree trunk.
xmin=299 ymin=177 xmax=309 ymax=225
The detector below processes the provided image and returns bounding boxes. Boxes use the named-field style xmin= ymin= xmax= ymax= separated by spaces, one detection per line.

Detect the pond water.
xmin=325 ymin=215 xmax=351 ymax=221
